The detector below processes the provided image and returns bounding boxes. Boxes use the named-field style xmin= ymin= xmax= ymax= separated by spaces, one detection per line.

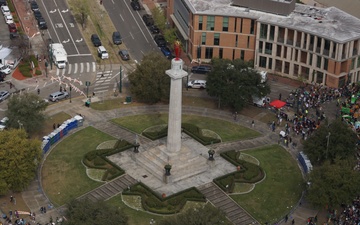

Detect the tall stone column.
xmin=165 ymin=59 xmax=188 ymax=153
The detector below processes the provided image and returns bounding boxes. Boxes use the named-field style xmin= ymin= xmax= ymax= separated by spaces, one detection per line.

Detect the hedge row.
xmin=142 ymin=126 xmax=168 ymax=140
xmin=123 ymin=182 xmax=206 ymax=214
xmin=82 ymin=140 xmax=133 ymax=181
xmin=182 ymin=123 xmax=221 ymax=145
xmin=214 ymin=150 xmax=265 ymax=193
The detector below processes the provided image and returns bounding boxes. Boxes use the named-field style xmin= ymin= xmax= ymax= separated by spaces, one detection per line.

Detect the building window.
xmin=247 ymin=36 xmax=250 ymax=48
xmin=269 ymin=25 xmax=275 ymax=41
xmin=259 ymin=41 xmax=263 ymax=53
xmin=201 ymin=33 xmax=206 ymax=45
xmin=240 ymin=19 xmax=243 ymax=33
xmin=235 ymin=35 xmax=238 ymax=47
xmin=199 ymin=16 xmax=203 ymax=30
xmin=309 ymin=54 xmax=313 ymax=65
xmin=223 ymin=17 xmax=228 ymax=31
xmin=219 ymin=48 xmax=223 ymax=59
xmin=250 ymin=19 xmax=255 ymax=34
xmin=206 ymin=16 xmax=215 ymax=31
xmin=324 ymin=58 xmax=328 ymax=70
xmin=352 ymin=58 xmax=356 ymax=69
xmin=205 ymin=47 xmax=213 ymax=59
xmin=241 ymin=50 xmax=245 ymax=60
xmin=317 ymin=55 xmax=321 ymax=68
xmin=234 ymin=18 xmax=237 ymax=32
xmin=197 ymin=46 xmax=201 ymax=59
xmin=259 ymin=56 xmax=266 ymax=68
xmin=269 ymin=58 xmax=273 ymax=69
xmin=358 ymin=56 xmax=360 ymax=68
xmin=214 ymin=33 xmax=220 ymax=46
xmin=260 ymin=24 xmax=268 ymax=39
xmin=265 ymin=43 xmax=272 ymax=55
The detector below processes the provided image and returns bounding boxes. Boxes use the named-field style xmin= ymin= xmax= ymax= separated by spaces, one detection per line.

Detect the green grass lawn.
xmin=41 ymin=127 xmax=116 ymax=206
xmin=231 ymin=145 xmax=304 ymax=224
xmin=112 ymin=114 xmax=260 ymax=142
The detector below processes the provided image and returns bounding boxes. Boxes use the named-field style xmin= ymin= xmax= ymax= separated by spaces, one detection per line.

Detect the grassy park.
xmin=38 ymin=112 xmax=304 ymax=224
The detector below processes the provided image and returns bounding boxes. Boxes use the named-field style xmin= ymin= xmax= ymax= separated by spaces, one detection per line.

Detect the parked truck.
xmin=49 ymin=43 xmax=67 ymax=69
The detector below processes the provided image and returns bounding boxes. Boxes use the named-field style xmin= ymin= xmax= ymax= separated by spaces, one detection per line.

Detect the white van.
xmin=252 ymin=96 xmax=270 ymax=107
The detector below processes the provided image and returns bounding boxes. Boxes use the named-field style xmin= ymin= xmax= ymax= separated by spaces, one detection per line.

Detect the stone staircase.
xmin=78 ymin=174 xmax=138 ymax=202
xmin=198 ymin=182 xmax=259 ymax=225
xmin=92 ymin=121 xmax=151 ymax=145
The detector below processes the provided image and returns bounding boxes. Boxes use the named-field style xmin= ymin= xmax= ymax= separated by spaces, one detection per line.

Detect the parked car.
xmin=38 ymin=17 xmax=47 ymax=30
xmin=0 ymin=72 xmax=5 ymax=81
xmin=10 ymin=31 xmax=19 ymax=39
xmin=48 ymin=91 xmax=69 ymax=102
xmin=4 ymin=15 xmax=13 ymax=24
xmin=0 ymin=117 xmax=8 ymax=131
xmin=8 ymin=23 xmax=17 ymax=33
xmin=0 ymin=0 xmax=7 ymax=7
xmin=191 ymin=65 xmax=212 ymax=74
xmin=160 ymin=46 xmax=172 ymax=58
xmin=0 ymin=64 xmax=11 ymax=75
xmin=33 ymin=10 xmax=43 ymax=21
xmin=0 ymin=90 xmax=10 ymax=101
xmin=154 ymin=35 xmax=166 ymax=47
xmin=149 ymin=25 xmax=160 ymax=34
xmin=130 ymin=0 xmax=140 ymax=10
xmin=91 ymin=34 xmax=102 ymax=47
xmin=142 ymin=14 xmax=154 ymax=26
xmin=187 ymin=80 xmax=207 ymax=89
xmin=30 ymin=1 xmax=39 ymax=11
xmin=119 ymin=50 xmax=130 ymax=61
xmin=112 ymin=31 xmax=122 ymax=45
xmin=97 ymin=46 xmax=109 ymax=59
xmin=1 ymin=5 xmax=10 ymax=16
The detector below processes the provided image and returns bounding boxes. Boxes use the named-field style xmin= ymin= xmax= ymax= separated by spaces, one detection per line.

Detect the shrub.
xmin=85 ymin=151 xmax=98 ymax=161
xmin=35 ymin=70 xmax=42 ymax=75
xmin=93 ymin=156 xmax=106 ymax=166
xmin=181 ymin=123 xmax=220 ymax=145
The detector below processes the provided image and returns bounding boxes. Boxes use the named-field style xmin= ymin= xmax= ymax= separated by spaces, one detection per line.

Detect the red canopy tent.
xmin=269 ymin=100 xmax=286 ymax=109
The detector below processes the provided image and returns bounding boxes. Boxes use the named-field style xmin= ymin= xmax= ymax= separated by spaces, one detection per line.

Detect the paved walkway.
xmin=14 ymin=97 xmax=318 ymax=225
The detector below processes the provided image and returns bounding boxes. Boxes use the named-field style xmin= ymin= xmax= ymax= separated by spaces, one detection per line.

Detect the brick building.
xmin=166 ymin=0 xmax=360 ymax=87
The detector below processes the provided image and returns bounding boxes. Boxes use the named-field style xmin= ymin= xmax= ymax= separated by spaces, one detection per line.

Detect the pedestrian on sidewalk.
xmin=251 ymin=120 xmax=255 ymax=128
xmin=291 ymin=219 xmax=295 ymax=224
xmin=285 ymin=214 xmax=288 ymax=222
xmin=37 ymin=89 xmax=40 ymax=95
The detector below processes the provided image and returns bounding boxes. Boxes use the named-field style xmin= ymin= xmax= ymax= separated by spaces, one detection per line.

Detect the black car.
xmin=0 ymin=0 xmax=6 ymax=7
xmin=142 ymin=14 xmax=154 ymax=26
xmin=119 ymin=50 xmax=130 ymax=61
xmin=130 ymin=0 xmax=140 ymax=10
xmin=91 ymin=34 xmax=102 ymax=47
xmin=191 ymin=65 xmax=212 ymax=74
xmin=33 ymin=10 xmax=43 ymax=21
xmin=10 ymin=31 xmax=19 ymax=39
xmin=112 ymin=31 xmax=122 ymax=45
xmin=38 ymin=18 xmax=47 ymax=30
xmin=30 ymin=1 xmax=39 ymax=11
xmin=154 ymin=35 xmax=166 ymax=47
xmin=149 ymin=25 xmax=160 ymax=34
xmin=0 ymin=72 xmax=5 ymax=82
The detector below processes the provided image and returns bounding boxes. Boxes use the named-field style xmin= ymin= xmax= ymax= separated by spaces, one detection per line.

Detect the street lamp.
xmin=326 ymin=132 xmax=331 ymax=159
xmin=17 ymin=120 xmax=23 ymax=130
xmin=69 ymin=86 xmax=72 ymax=103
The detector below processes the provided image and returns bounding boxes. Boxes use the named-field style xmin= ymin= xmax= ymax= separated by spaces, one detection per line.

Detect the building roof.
xmin=187 ymin=0 xmax=360 ymax=43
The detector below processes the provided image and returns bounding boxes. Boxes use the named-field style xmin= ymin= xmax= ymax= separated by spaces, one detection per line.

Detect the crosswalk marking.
xmin=55 ymin=62 xmax=96 ymax=76
xmin=93 ymin=70 xmax=113 ymax=94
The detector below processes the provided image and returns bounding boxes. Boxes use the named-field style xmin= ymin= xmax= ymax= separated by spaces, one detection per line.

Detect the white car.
xmin=187 ymin=80 xmax=207 ymax=89
xmin=0 ymin=90 xmax=10 ymax=102
xmin=97 ymin=46 xmax=109 ymax=60
xmin=0 ymin=117 xmax=8 ymax=131
xmin=1 ymin=5 xmax=10 ymax=16
xmin=4 ymin=15 xmax=13 ymax=24
xmin=0 ymin=64 xmax=11 ymax=75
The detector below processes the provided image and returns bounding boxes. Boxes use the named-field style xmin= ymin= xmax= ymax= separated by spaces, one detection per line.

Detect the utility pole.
xmin=119 ymin=66 xmax=122 ymax=93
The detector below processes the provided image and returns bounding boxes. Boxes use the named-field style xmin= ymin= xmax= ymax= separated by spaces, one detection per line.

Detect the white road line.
xmin=67 ymin=54 xmax=92 ymax=57
xmin=92 ymin=62 xmax=96 ymax=72
xmin=129 ymin=32 xmax=134 ymax=40
xmin=57 ymin=10 xmax=80 ymax=54
xmin=86 ymin=62 xmax=90 ymax=73
xmin=41 ymin=1 xmax=61 ymax=42
xmin=111 ymin=0 xmax=114 ymax=4
xmin=74 ymin=63 xmax=78 ymax=74
xmin=67 ymin=64 xmax=72 ymax=75
xmin=124 ymin=3 xmax=149 ymax=43
xmin=120 ymin=14 xmax=124 ymax=21
xmin=80 ymin=63 xmax=84 ymax=73
xmin=53 ymin=0 xmax=58 ymax=7
xmin=94 ymin=86 xmax=109 ymax=91
xmin=56 ymin=69 xmax=60 ymax=76
xmin=43 ymin=82 xmax=47 ymax=87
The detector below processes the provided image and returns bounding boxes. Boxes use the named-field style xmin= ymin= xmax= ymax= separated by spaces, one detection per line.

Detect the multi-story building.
xmin=167 ymin=0 xmax=360 ymax=87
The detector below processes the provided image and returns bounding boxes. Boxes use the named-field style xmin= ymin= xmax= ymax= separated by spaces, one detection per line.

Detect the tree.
xmin=128 ymin=52 xmax=171 ymax=104
xmin=206 ymin=58 xmax=271 ymax=111
xmin=11 ymin=34 xmax=31 ymax=61
xmin=0 ymin=129 xmax=42 ymax=192
xmin=70 ymin=0 xmax=89 ymax=29
xmin=151 ymin=6 xmax=166 ymax=31
xmin=6 ymin=93 xmax=48 ymax=133
xmin=159 ymin=203 xmax=230 ymax=225
xmin=64 ymin=199 xmax=128 ymax=225
xmin=303 ymin=119 xmax=357 ymax=166
xmin=306 ymin=159 xmax=360 ymax=208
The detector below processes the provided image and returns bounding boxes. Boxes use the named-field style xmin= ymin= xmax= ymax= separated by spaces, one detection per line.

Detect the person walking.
xmin=37 ymin=89 xmax=40 ymax=95
xmin=252 ymin=120 xmax=255 ymax=128
xmin=291 ymin=219 xmax=295 ymax=224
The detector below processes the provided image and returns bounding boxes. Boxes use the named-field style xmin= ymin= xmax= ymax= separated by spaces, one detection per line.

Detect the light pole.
xmin=119 ymin=66 xmax=122 ymax=93
xmin=326 ymin=132 xmax=331 ymax=159
xmin=69 ymin=86 xmax=72 ymax=103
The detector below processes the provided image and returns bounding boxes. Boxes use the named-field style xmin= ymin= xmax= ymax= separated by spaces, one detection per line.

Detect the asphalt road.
xmin=38 ymin=0 xmax=93 ymax=64
xmin=103 ymin=0 xmax=161 ymax=62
